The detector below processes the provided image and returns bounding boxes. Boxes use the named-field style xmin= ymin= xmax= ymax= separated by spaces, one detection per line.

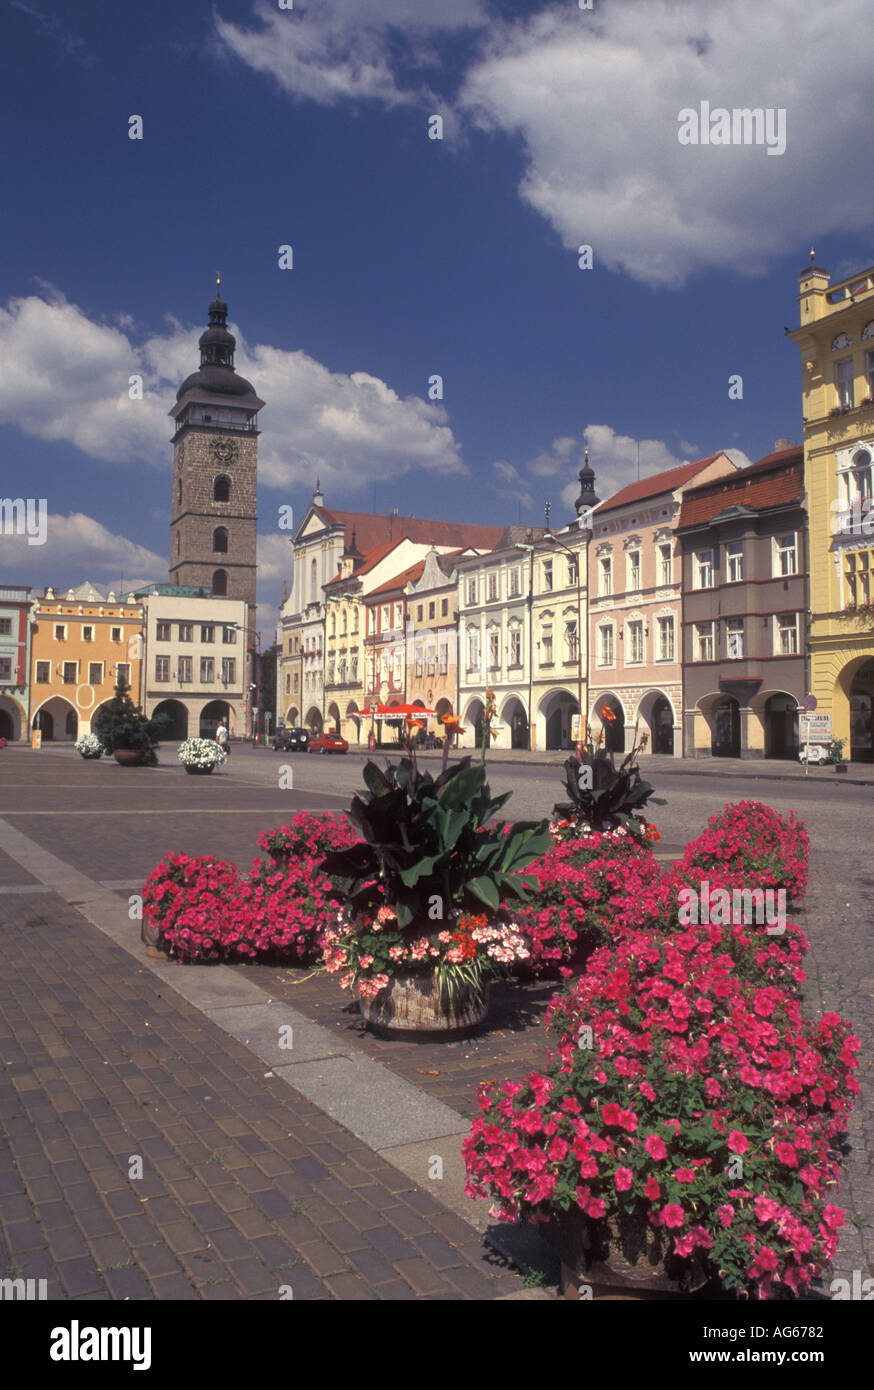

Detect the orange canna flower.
xmin=406 ymin=715 xmax=425 ymax=730
xmin=600 ymin=706 xmax=617 ymax=723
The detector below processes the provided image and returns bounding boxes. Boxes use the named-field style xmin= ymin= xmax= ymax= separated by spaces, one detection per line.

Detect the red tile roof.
xmin=314 ymin=507 xmax=505 ymax=553
xmin=365 ymin=558 xmax=428 ymax=598
xmin=677 ymin=448 xmax=804 ymax=528
xmin=596 ymin=455 xmax=728 ymax=513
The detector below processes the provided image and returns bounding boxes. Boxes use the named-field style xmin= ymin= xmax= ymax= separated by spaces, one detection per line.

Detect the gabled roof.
xmin=677 ymin=447 xmax=804 ymax=529
xmin=366 ymin=558 xmax=428 ymax=599
xmin=312 ymin=506 xmax=505 ymax=553
xmin=596 ymin=455 xmax=727 ymax=513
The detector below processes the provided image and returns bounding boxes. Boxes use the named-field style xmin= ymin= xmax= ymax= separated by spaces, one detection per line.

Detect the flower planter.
xmin=834 ymin=763 xmax=848 ymax=773
xmin=546 ymin=1207 xmax=712 ymax=1301
xmin=184 ymin=764 xmax=214 ymax=775
xmin=358 ymin=971 xmax=490 ymax=1037
xmin=113 ymin=748 xmax=146 ymax=767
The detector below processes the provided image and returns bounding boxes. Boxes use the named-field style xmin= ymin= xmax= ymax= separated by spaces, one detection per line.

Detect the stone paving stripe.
xmin=272 ymin=1056 xmax=470 ymax=1151
xmin=376 ymin=1135 xmax=487 ymax=1233
xmin=0 ymin=884 xmax=55 ymax=894
xmin=203 ymin=1002 xmax=357 ymax=1066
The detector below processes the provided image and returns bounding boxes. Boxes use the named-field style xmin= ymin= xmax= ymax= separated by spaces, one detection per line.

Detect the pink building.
xmin=588 ymin=454 xmax=737 ymax=756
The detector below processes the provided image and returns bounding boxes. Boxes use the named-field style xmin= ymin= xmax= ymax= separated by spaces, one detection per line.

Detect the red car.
xmin=308 ymin=732 xmax=349 ymax=755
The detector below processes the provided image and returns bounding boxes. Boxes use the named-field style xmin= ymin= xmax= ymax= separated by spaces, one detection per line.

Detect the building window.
xmin=201 ymin=625 xmax=214 ymax=643
xmin=82 ymin=625 xmax=93 ymax=642
xmin=489 ymin=628 xmax=500 ymax=670
xmin=487 ymin=572 xmax=498 ymax=602
xmin=0 ymin=618 xmax=11 ymax=636
xmin=627 ymin=620 xmax=644 ymax=664
xmin=599 ymin=556 xmax=612 ymax=596
xmin=658 ymin=543 xmax=672 ymax=586
xmin=627 ymin=551 xmax=641 ymax=592
xmin=221 ymin=658 xmax=236 ymax=684
xmin=695 ymin=622 xmax=714 ymax=662
xmin=567 ymin=555 xmax=579 ymax=587
xmin=726 ymin=542 xmax=743 ymax=583
xmin=694 ymin=549 xmax=715 ymax=588
xmin=212 ymin=570 xmax=228 ymax=596
xmin=417 ymin=605 xmax=423 ymax=622
xmin=657 ymin=615 xmax=675 ymax=662
xmin=508 ymin=569 xmax=520 ymax=598
xmin=111 ymin=627 xmax=121 ymax=642
xmin=394 ymin=603 xmax=402 ymax=628
xmin=156 ymin=621 xmax=171 ymax=641
xmin=35 ymin=661 xmax=50 ymax=683
xmin=179 ymin=623 xmax=193 ymax=642
xmin=726 ymin=619 xmax=744 ymax=660
xmin=467 ymin=628 xmax=480 ymax=669
xmin=116 ymin=662 xmax=130 ymax=685
xmin=509 ymin=628 xmax=521 ymax=666
xmin=835 ymin=357 xmax=854 ymax=409
xmin=155 ymin=656 xmax=170 ymax=682
xmin=381 ymin=605 xmax=390 ymax=629
xmin=88 ymin=662 xmax=102 ymax=686
xmin=441 ymin=597 xmax=449 ymax=616
xmin=845 ymin=550 xmax=871 ymax=605
xmin=466 ymin=577 xmax=477 ymax=606
xmin=0 ymin=657 xmax=11 ymax=681
xmin=285 ymin=673 xmax=290 ymax=695
xmin=428 ymin=600 xmax=436 ymax=620
xmin=54 ymin=624 xmax=66 ymax=641
xmin=541 ymin=626 xmax=553 ymax=665
xmin=61 ymin=661 xmax=76 ymax=684
xmin=350 ymin=656 xmax=358 ymax=681
xmin=564 ymin=620 xmax=578 ymax=662
xmin=352 ymin=608 xmax=359 ymax=632
xmin=542 ymin=559 xmax=553 ymax=592
xmin=178 ymin=656 xmax=191 ymax=683
xmin=840 ymin=448 xmax=874 ymax=511
xmin=200 ymin=657 xmax=214 ymax=683
xmin=214 ymin=475 xmax=231 ymax=503
xmin=293 ymin=673 xmax=299 ymax=693
xmin=775 ymin=613 xmax=799 ymax=655
xmin=774 ymin=533 xmax=797 ymax=577
xmin=329 ymin=612 xmax=336 ymax=638
xmin=213 ymin=527 xmax=228 ymax=553
xmin=598 ymin=625 xmax=614 ymax=667
xmin=341 ymin=610 xmax=347 ymax=636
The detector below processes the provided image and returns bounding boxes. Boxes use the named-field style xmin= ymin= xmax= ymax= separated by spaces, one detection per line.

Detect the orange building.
xmin=30 ymin=585 xmax=145 ymax=741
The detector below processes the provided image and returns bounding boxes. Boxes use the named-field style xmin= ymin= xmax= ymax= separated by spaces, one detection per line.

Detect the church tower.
xmin=168 ymin=281 xmax=264 ymax=636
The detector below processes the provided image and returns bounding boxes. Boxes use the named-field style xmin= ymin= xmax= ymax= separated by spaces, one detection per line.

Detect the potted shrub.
xmin=830 ymin=736 xmax=848 ymax=772
xmin=177 ymin=736 xmax=226 ymax=775
xmin=75 ymin=733 xmax=104 ymax=760
xmin=554 ymin=721 xmax=661 ymax=844
xmin=320 ymin=749 xmax=551 ymax=1035
xmin=91 ymin=677 xmax=169 ymax=766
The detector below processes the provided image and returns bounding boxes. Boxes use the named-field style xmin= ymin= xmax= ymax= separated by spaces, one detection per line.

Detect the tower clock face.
xmin=210 ymin=437 xmax=239 ymax=466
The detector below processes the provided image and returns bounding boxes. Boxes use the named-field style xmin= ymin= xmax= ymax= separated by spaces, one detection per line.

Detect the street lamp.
xmin=226 ymin=622 xmax=261 ymax=743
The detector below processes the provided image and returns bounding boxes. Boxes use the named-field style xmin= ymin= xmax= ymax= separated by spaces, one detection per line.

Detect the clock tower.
xmin=168 ymin=283 xmax=264 ymax=636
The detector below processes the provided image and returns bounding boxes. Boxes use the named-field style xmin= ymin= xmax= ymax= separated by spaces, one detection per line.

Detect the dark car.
xmin=308 ymin=732 xmax=349 ymax=755
xmin=273 ymin=726 xmax=310 ymax=752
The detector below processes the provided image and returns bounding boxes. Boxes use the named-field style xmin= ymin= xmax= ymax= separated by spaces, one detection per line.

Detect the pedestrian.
xmin=216 ymin=719 xmax=230 ymax=761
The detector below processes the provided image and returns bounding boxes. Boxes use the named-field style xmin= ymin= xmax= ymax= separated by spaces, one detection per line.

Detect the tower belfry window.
xmin=214 ymin=475 xmax=231 ymax=503
xmin=213 ymin=526 xmax=228 ymax=554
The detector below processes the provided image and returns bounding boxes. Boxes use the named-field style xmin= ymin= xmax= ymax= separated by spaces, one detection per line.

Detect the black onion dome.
xmin=175 ymin=290 xmax=258 ymax=401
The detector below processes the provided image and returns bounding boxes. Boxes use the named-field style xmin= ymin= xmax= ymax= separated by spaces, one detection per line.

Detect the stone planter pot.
xmin=113 ymin=748 xmax=146 ymax=767
xmin=184 ymin=764 xmax=214 ymax=775
xmin=358 ymin=971 xmax=490 ymax=1038
xmin=834 ymin=763 xmax=848 ymax=773
xmin=546 ymin=1206 xmax=712 ymax=1300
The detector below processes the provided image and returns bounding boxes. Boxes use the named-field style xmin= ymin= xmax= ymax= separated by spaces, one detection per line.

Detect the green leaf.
xmin=466 ymin=877 xmax=500 ymax=910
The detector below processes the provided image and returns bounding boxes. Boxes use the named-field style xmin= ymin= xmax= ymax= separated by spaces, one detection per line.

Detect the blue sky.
xmin=1 ymin=0 xmax=872 ymax=633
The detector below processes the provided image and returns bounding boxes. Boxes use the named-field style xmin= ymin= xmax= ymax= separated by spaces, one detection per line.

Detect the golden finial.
xmin=809 ymin=247 xmax=815 ymax=263
xmin=216 ymin=270 xmax=222 ymax=291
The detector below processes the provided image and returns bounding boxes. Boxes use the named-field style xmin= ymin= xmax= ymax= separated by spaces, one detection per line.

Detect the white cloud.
xmin=491 ymin=458 xmax=533 ymax=509
xmin=0 ymin=292 xmax=465 ymax=491
xmin=460 ymin=0 xmax=874 ymax=287
xmin=215 ymin=0 xmax=487 ymax=109
xmin=0 ymin=511 xmax=164 ymax=587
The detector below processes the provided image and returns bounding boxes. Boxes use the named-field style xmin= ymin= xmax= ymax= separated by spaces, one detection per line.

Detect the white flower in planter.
xmin=75 ymin=733 xmax=104 ymax=759
xmin=177 ymin=737 xmax=227 ymax=769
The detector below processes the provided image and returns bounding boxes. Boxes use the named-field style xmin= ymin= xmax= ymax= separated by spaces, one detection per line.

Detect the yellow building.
xmin=789 ymin=256 xmax=874 ymax=761
xmin=30 ymin=585 xmax=145 ymax=741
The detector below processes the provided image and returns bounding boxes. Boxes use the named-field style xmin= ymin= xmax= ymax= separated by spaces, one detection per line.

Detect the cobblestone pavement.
xmin=1 ymin=745 xmax=871 ymax=1297
xmin=0 ymin=892 xmax=527 ymax=1300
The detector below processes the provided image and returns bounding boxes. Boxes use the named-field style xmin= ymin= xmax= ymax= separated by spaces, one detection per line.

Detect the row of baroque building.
xmin=276 ymin=257 xmax=874 ymax=761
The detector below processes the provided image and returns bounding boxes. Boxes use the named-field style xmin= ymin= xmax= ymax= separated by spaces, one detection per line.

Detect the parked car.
xmin=273 ymin=726 xmax=310 ymax=753
xmin=308 ymin=732 xmax=349 ymax=755
xmin=798 ymin=743 xmax=831 ymax=765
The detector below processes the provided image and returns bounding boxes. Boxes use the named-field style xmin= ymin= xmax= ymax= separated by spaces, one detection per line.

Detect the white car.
xmin=798 ymin=743 xmax=830 ymax=765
